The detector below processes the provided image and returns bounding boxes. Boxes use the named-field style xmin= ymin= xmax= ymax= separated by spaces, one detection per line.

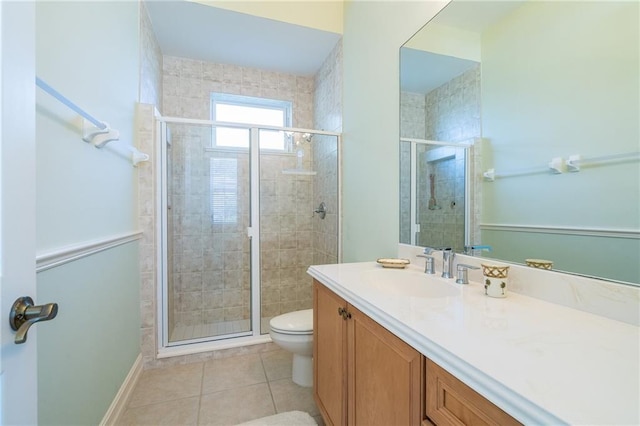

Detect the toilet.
xmin=269 ymin=309 xmax=314 ymax=387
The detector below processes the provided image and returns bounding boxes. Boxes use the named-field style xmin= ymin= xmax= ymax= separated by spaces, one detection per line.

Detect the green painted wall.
xmin=341 ymin=0 xmax=449 ymax=261
xmin=35 ymin=2 xmax=141 ymax=424
xmin=37 ymin=245 xmax=140 ymax=425
xmin=480 ymin=1 xmax=640 ymax=283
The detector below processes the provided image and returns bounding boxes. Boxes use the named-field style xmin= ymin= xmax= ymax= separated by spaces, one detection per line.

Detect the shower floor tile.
xmin=119 ymin=349 xmax=324 ymax=426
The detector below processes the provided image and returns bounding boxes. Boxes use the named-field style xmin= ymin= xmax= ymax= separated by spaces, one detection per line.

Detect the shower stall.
xmin=157 ymin=118 xmax=340 ymax=352
xmin=400 ymin=138 xmax=471 ymax=253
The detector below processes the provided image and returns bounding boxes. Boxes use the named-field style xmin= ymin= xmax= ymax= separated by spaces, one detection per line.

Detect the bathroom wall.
xmin=481 ymin=1 xmax=640 ymax=282
xmin=35 ymin=2 xmax=141 ymax=424
xmin=313 ymin=40 xmax=343 ymax=265
xmin=342 ymin=0 xmax=449 ymax=261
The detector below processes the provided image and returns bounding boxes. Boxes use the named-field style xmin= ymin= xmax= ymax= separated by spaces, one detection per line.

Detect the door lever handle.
xmin=9 ymin=296 xmax=58 ymax=344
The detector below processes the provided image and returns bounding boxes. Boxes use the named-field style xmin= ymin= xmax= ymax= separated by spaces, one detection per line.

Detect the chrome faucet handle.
xmin=455 ymin=264 xmax=480 ymax=284
xmin=416 ymin=254 xmax=435 ymax=274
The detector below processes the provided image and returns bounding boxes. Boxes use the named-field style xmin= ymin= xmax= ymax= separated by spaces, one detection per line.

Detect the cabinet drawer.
xmin=425 ymin=359 xmax=521 ymax=426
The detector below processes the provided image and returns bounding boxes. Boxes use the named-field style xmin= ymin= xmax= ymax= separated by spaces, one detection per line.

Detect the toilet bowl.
xmin=269 ymin=309 xmax=313 ymax=387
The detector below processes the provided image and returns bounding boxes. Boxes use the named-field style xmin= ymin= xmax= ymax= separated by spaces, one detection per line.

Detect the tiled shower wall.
xmin=400 ymin=91 xmax=426 ymax=140
xmin=139 ymin=0 xmax=162 ymax=108
xmin=312 ymin=41 xmax=342 ymax=265
xmin=138 ymin=0 xmax=162 ymax=367
xmin=425 ymin=65 xmax=481 ymax=142
xmin=137 ymin=103 xmax=159 ymax=367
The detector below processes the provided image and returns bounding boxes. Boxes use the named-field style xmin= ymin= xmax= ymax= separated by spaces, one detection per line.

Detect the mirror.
xmin=400 ymin=139 xmax=473 ymax=254
xmin=400 ymin=1 xmax=639 ymax=285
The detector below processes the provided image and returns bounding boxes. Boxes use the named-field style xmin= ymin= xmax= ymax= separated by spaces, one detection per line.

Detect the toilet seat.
xmin=270 ymin=309 xmax=313 ymax=335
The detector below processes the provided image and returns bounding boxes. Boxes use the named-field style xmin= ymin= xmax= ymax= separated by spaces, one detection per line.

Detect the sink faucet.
xmin=424 ymin=247 xmax=455 ymax=279
xmin=416 ymin=248 xmax=435 ymax=274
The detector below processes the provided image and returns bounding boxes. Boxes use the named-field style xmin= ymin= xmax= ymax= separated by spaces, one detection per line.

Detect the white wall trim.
xmin=480 ymin=223 xmax=639 ymax=239
xmin=36 ymin=230 xmax=143 ymax=273
xmin=100 ymin=353 xmax=143 ymax=426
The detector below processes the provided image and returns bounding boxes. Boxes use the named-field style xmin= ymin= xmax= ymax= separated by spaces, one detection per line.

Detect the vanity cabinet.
xmin=313 ymin=280 xmax=423 ymax=426
xmin=314 ymin=279 xmax=521 ymax=426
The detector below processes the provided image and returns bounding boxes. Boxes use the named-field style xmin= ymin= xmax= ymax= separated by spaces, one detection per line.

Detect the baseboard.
xmin=100 ymin=353 xmax=143 ymax=426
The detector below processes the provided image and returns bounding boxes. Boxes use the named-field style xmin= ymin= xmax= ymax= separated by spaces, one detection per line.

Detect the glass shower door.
xmin=164 ymin=122 xmax=252 ymax=344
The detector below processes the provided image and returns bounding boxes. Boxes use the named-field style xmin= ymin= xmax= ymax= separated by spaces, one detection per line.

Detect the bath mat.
xmin=236 ymin=410 xmax=317 ymax=426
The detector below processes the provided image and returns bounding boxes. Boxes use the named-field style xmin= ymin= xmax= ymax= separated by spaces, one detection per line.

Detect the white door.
xmin=0 ymin=2 xmax=38 ymax=425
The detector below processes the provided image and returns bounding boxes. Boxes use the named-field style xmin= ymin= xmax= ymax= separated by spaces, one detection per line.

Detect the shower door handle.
xmin=9 ymin=296 xmax=58 ymax=344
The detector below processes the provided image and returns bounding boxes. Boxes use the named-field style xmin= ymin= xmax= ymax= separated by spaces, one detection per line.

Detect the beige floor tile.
xmin=198 ymin=383 xmax=276 ymax=426
xmin=202 ymin=353 xmax=267 ymax=394
xmin=260 ymin=349 xmax=292 ymax=381
xmin=118 ymin=397 xmax=199 ymax=425
xmin=269 ymin=378 xmax=319 ymax=417
xmin=128 ymin=363 xmax=204 ymax=408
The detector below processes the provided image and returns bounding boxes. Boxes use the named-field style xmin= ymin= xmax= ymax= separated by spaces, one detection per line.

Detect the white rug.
xmin=236 ymin=411 xmax=317 ymax=426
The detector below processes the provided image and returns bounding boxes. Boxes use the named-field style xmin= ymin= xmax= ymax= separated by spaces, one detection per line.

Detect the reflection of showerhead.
xmin=292 ymin=132 xmax=313 ymax=147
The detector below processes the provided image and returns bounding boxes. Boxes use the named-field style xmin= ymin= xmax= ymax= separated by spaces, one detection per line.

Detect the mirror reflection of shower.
xmin=400 ymin=139 xmax=471 ymax=253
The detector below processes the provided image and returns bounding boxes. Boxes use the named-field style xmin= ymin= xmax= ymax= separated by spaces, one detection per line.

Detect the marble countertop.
xmin=308 ymin=261 xmax=640 ymax=425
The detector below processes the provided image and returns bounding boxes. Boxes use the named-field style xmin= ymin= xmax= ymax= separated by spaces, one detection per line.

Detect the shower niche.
xmin=159 ymin=120 xmax=340 ymax=349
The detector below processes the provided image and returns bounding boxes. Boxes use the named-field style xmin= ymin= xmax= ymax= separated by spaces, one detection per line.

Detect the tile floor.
xmin=118 ymin=349 xmax=324 ymax=426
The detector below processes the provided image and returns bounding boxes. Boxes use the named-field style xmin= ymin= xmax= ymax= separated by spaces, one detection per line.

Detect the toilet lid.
xmin=270 ymin=309 xmax=313 ymax=334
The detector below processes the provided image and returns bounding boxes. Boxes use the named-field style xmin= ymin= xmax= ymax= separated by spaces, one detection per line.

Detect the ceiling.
xmin=146 ymin=1 xmax=342 ymax=76
xmin=401 ymin=1 xmax=527 ymax=94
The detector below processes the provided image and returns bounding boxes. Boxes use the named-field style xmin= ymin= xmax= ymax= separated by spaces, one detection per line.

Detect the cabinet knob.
xmin=337 ymin=307 xmax=351 ymax=320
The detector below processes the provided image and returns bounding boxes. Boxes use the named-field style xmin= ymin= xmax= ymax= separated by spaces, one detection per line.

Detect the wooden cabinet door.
xmin=348 ymin=304 xmax=423 ymax=426
xmin=425 ymin=359 xmax=521 ymax=426
xmin=314 ymin=281 xmax=348 ymax=426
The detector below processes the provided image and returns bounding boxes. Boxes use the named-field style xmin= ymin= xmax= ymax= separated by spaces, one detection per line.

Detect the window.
xmin=210 ymin=158 xmax=238 ymax=224
xmin=211 ymin=93 xmax=292 ymax=151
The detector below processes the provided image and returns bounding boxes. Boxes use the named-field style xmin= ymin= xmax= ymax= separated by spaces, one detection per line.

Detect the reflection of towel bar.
xmin=565 ymin=152 xmax=640 ymax=172
xmin=483 ymin=152 xmax=639 ymax=181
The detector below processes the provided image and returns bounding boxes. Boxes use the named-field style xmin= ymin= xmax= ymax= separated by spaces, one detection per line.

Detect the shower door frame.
xmin=401 ymin=138 xmax=472 ymax=247
xmin=157 ymin=116 xmax=342 ymax=358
